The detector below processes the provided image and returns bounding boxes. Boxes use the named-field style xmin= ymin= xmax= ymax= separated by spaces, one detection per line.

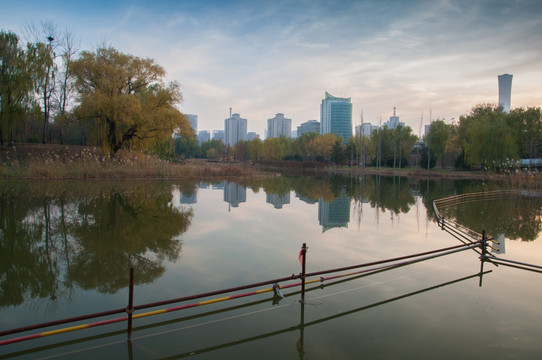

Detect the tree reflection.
xmin=0 ymin=181 xmax=192 ymax=307
xmin=438 ymin=196 xmax=542 ymax=242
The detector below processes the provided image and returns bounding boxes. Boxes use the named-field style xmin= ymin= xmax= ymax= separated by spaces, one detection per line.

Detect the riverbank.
xmin=0 ymin=144 xmax=273 ymax=180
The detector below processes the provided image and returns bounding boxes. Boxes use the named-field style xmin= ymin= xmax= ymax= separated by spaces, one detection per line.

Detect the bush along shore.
xmin=0 ymin=144 xmax=274 ymax=180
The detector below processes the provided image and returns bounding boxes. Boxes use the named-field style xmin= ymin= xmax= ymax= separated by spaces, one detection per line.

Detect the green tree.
xmin=71 ymin=47 xmax=190 ymax=153
xmin=174 ymin=134 xmax=199 ymax=159
xmin=200 ymin=139 xmax=224 ymax=159
xmin=508 ymin=107 xmax=542 ymax=161
xmin=248 ymin=138 xmax=263 ymax=161
xmin=331 ymin=139 xmax=346 ymax=165
xmin=0 ymin=31 xmax=39 ymax=146
xmin=459 ymin=104 xmax=518 ymax=169
xmin=427 ymin=120 xmax=449 ymax=168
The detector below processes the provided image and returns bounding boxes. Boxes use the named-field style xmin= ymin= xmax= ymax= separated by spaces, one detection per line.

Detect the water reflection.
xmin=3 ymin=174 xmax=542 ymax=310
xmin=0 ymin=182 xmax=193 ymax=307
xmin=318 ymin=190 xmax=350 ymax=232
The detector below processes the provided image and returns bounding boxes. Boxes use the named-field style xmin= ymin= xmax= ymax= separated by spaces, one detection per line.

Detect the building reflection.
xmin=318 ymin=189 xmax=350 ymax=232
xmin=224 ymin=181 xmax=246 ymax=209
xmin=266 ymin=193 xmax=291 ymax=209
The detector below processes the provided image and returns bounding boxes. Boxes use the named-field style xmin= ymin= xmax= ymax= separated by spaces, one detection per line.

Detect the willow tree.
xmin=71 ymin=47 xmax=191 ymax=153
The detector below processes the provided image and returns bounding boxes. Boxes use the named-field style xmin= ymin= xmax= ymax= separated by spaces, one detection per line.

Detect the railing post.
xmin=481 ymin=230 xmax=487 ymax=260
xmin=300 ymin=243 xmax=307 ymax=303
xmin=441 ymin=216 xmax=445 ymax=230
xmin=127 ymin=267 xmax=134 ymax=339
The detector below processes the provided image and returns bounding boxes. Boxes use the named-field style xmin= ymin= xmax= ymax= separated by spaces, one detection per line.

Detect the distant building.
xmin=297 ymin=120 xmax=320 ymax=137
xmin=320 ymin=92 xmax=352 ymax=143
xmin=212 ymin=130 xmax=225 ymax=143
xmin=355 ymin=122 xmax=378 ymax=137
xmin=498 ymin=74 xmax=513 ymax=113
xmin=267 ymin=113 xmax=292 ymax=139
xmin=291 ymin=130 xmax=297 ymax=138
xmin=383 ymin=107 xmax=405 ymax=129
xmin=225 ymin=113 xmax=247 ymax=147
xmin=187 ymin=114 xmax=198 ymax=133
xmin=197 ymin=130 xmax=210 ymax=145
xmin=247 ymin=132 xmax=260 ymax=141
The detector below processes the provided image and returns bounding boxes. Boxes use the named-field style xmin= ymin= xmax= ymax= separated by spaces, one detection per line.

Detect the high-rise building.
xmin=187 ymin=114 xmax=198 ymax=133
xmin=320 ymin=92 xmax=352 ymax=143
xmin=498 ymin=74 xmax=513 ymax=113
xmin=297 ymin=120 xmax=320 ymax=137
xmin=247 ymin=132 xmax=260 ymax=141
xmin=267 ymin=113 xmax=292 ymax=138
xmin=197 ymin=130 xmax=210 ymax=145
xmin=212 ymin=130 xmax=225 ymax=143
xmin=225 ymin=113 xmax=247 ymax=147
xmin=383 ymin=107 xmax=405 ymax=129
xmin=355 ymin=122 xmax=378 ymax=137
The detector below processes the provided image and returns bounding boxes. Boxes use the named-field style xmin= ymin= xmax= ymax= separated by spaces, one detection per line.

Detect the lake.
xmin=1 ymin=175 xmax=541 ymax=359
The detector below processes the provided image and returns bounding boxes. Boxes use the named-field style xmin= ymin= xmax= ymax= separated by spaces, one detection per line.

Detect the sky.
xmin=2 ymin=0 xmax=542 ymax=137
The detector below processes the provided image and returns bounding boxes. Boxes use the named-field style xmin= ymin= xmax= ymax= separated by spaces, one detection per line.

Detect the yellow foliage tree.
xmin=71 ymin=47 xmax=191 ymax=153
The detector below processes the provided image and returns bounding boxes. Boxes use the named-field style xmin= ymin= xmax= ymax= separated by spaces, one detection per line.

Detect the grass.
xmin=0 ymin=144 xmax=272 ymax=180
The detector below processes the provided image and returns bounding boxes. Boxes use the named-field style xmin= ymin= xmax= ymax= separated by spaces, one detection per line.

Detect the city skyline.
xmin=2 ymin=0 xmax=541 ymax=136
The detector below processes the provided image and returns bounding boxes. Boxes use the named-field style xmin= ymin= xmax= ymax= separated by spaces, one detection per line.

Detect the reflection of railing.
xmin=0 ymin=241 xmax=481 ymax=349
xmin=433 ymin=190 xmax=542 ymax=274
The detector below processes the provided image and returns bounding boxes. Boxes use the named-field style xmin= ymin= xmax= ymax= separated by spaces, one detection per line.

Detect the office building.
xmin=267 ymin=113 xmax=292 ymax=138
xmin=355 ymin=122 xmax=378 ymax=137
xmin=498 ymin=74 xmax=513 ymax=113
xmin=320 ymin=92 xmax=352 ymax=143
xmin=225 ymin=113 xmax=247 ymax=147
xmin=247 ymin=132 xmax=260 ymax=141
xmin=212 ymin=130 xmax=225 ymax=143
xmin=297 ymin=120 xmax=320 ymax=137
xmin=383 ymin=107 xmax=405 ymax=129
xmin=197 ymin=130 xmax=210 ymax=145
xmin=187 ymin=114 xmax=198 ymax=133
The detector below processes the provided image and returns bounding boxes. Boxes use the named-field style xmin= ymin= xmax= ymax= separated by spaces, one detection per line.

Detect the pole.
xmin=127 ymin=267 xmax=134 ymax=339
xmin=301 ymin=243 xmax=307 ymax=303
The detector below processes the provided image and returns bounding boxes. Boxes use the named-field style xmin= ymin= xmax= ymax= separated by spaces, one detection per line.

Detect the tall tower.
xmin=224 ymin=113 xmax=247 ymax=147
xmin=498 ymin=74 xmax=513 ymax=113
xmin=320 ymin=92 xmax=352 ymax=143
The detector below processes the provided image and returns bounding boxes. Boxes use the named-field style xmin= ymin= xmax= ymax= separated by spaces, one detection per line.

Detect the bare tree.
xmin=25 ymin=21 xmax=58 ymax=143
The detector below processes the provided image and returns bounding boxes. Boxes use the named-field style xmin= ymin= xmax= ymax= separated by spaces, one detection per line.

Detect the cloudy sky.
xmin=2 ymin=0 xmax=541 ymax=136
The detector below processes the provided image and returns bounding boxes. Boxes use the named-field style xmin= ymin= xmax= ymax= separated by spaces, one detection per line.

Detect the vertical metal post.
xmin=297 ymin=300 xmax=306 ymax=359
xmin=301 ymin=243 xmax=307 ymax=303
xmin=441 ymin=216 xmax=445 ymax=230
xmin=127 ymin=267 xmax=134 ymax=339
xmin=479 ymin=230 xmax=487 ymax=287
xmin=481 ymin=230 xmax=487 ymax=260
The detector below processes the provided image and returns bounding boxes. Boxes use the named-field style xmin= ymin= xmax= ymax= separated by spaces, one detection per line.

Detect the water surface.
xmin=1 ymin=176 xmax=541 ymax=359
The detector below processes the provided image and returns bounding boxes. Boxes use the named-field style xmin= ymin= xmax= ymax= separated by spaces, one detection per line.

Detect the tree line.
xmin=179 ymin=104 xmax=541 ymax=170
xmin=2 ymin=24 xmax=540 ymax=168
xmin=0 ymin=24 xmax=191 ymax=153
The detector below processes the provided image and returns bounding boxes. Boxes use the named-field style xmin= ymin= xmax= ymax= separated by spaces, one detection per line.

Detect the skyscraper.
xmin=320 ymin=92 xmax=352 ymax=143
xmin=225 ymin=113 xmax=247 ymax=147
xmin=498 ymin=74 xmax=513 ymax=113
xmin=187 ymin=114 xmax=198 ymax=133
xmin=267 ymin=113 xmax=292 ymax=138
